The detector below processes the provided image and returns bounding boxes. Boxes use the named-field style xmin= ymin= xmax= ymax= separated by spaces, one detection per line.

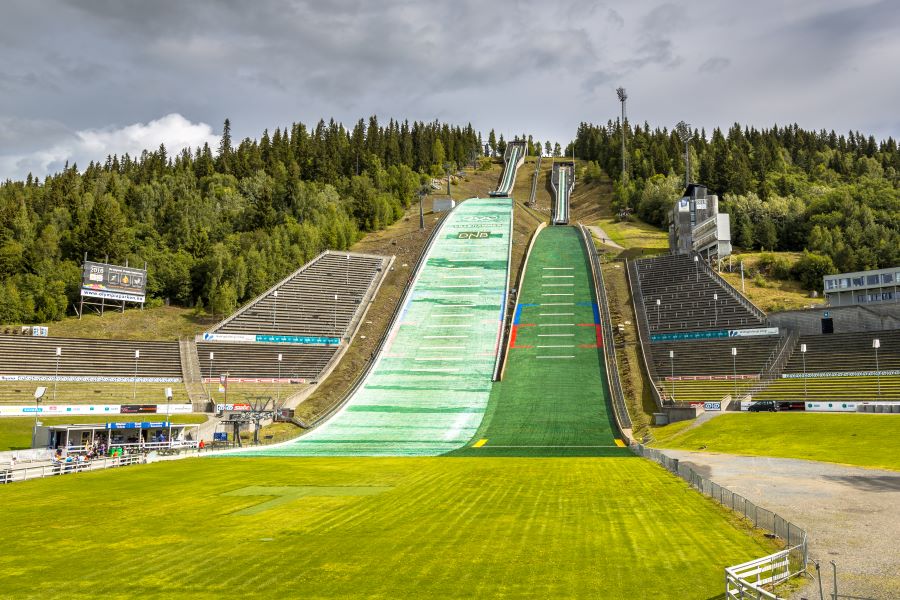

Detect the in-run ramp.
xmin=551 ymin=161 xmax=574 ymax=225
xmin=241 ymin=198 xmax=513 ymax=456
xmin=490 ymin=141 xmax=526 ymax=197
xmin=453 ymin=226 xmax=629 ymax=457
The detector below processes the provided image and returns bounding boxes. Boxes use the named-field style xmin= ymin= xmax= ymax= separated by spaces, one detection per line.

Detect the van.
xmin=748 ymin=400 xmax=777 ymax=412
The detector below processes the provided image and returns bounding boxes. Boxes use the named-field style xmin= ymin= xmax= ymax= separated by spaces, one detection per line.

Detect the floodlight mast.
xmin=676 ymin=121 xmax=693 ymax=188
xmin=616 ymin=87 xmax=628 ymax=185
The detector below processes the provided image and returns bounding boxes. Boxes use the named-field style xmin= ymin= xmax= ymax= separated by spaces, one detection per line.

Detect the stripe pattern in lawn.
xmin=456 ymin=226 xmax=627 ymax=457
xmin=243 ymin=198 xmax=513 ymax=456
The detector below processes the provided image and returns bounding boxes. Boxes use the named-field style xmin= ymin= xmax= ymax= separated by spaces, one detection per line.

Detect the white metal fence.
xmin=1 ymin=454 xmax=145 ymax=484
xmin=632 ymin=444 xmax=808 ymax=599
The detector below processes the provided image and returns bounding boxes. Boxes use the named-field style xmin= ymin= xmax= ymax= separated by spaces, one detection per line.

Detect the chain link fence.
xmin=632 ymin=443 xmax=808 ymax=598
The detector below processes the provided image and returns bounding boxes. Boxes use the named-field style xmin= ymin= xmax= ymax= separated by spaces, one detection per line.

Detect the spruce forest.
xmin=0 ymin=117 xmax=479 ymax=323
xmin=574 ymin=121 xmax=900 ymax=281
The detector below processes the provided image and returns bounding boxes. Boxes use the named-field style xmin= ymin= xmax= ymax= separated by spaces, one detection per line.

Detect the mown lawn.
xmin=0 ymin=414 xmax=208 ymax=451
xmin=0 ymin=456 xmax=776 ymax=599
xmin=651 ymin=413 xmax=900 ymax=471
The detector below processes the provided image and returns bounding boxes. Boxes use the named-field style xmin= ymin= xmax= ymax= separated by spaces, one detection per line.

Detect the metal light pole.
xmin=616 ymin=87 xmax=628 ymax=185
xmin=133 ymin=350 xmax=140 ymax=401
xmin=740 ymin=260 xmax=745 ymax=293
xmin=346 ymin=253 xmax=350 ymax=288
xmin=873 ymin=339 xmax=881 ymax=399
xmin=656 ymin=298 xmax=661 ymax=329
xmin=164 ymin=387 xmax=173 ymax=448
xmin=669 ymin=350 xmax=675 ymax=402
xmin=277 ymin=353 xmax=283 ymax=404
xmin=801 ymin=343 xmax=807 ymax=401
xmin=209 ymin=352 xmax=214 ymax=383
xmin=731 ymin=347 xmax=738 ymax=400
xmin=53 ymin=346 xmax=61 ymax=402
xmin=272 ymin=289 xmax=278 ymax=328
xmin=675 ymin=121 xmax=693 ymax=187
xmin=694 ymin=255 xmax=699 ymax=282
xmin=713 ymin=293 xmax=718 ymax=326
xmin=32 ymin=387 xmax=45 ymax=449
xmin=333 ymin=294 xmax=338 ymax=335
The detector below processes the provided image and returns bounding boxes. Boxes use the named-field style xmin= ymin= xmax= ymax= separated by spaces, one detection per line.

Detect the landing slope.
xmin=244 ymin=198 xmax=513 ymax=456
xmin=458 ymin=226 xmax=627 ymax=456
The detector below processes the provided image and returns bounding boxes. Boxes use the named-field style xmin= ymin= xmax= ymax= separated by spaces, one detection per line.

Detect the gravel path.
xmin=585 ymin=225 xmax=624 ymax=249
xmin=664 ymin=450 xmax=900 ymax=599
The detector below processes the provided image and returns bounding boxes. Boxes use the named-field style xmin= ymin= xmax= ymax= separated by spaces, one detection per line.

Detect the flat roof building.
xmin=824 ymin=266 xmax=900 ymax=307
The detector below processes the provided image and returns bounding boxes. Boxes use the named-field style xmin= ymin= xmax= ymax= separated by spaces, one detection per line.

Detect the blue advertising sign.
xmin=651 ymin=330 xmax=728 ymax=342
xmin=105 ymin=421 xmax=170 ymax=430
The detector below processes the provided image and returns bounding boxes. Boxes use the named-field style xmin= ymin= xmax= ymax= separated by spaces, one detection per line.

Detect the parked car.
xmin=748 ymin=400 xmax=778 ymax=412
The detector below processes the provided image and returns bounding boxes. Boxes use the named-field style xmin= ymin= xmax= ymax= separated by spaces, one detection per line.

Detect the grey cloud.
xmin=699 ymin=57 xmax=730 ymax=74
xmin=2 ymin=0 xmax=898 ymax=181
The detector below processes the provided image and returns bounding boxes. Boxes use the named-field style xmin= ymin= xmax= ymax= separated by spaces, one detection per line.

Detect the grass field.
xmin=0 ymin=414 xmax=208 ymax=451
xmin=0 ymin=456 xmax=777 ymax=599
xmin=718 ymin=252 xmax=824 ymax=312
xmin=651 ymin=412 xmax=900 ymax=471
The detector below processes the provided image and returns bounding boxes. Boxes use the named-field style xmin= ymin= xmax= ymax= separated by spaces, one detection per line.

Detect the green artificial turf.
xmin=651 ymin=413 xmax=900 ymax=470
xmin=0 ymin=414 xmax=208 ymax=451
xmin=0 ymin=456 xmax=776 ymax=599
xmin=456 ymin=227 xmax=626 ymax=457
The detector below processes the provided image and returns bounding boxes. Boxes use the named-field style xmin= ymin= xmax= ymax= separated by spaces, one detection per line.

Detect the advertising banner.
xmin=0 ymin=404 xmax=192 ymax=417
xmin=0 ymin=375 xmax=181 ymax=383
xmin=201 ymin=332 xmax=340 ymax=345
xmin=81 ymin=261 xmax=147 ymax=302
xmin=105 ymin=421 xmax=170 ymax=429
xmin=804 ymin=401 xmax=857 ymax=412
xmin=728 ymin=327 xmax=779 ymax=338
xmin=783 ymin=369 xmax=900 ymax=379
xmin=203 ymin=377 xmax=306 ymax=384
xmin=216 ymin=403 xmax=252 ymax=412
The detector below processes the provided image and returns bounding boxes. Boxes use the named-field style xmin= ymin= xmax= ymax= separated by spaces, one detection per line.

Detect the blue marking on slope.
xmin=514 ymin=303 xmax=538 ymax=325
xmin=576 ymin=301 xmax=601 ymax=324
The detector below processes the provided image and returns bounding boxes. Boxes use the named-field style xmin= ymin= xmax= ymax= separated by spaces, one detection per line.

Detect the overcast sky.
xmin=2 ymin=0 xmax=898 ymax=181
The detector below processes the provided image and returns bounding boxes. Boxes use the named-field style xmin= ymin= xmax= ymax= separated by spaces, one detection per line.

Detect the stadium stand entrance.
xmin=454 ymin=226 xmax=628 ymax=456
xmin=239 ymin=197 xmax=514 ymax=456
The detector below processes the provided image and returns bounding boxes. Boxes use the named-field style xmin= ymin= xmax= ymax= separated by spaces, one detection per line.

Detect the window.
xmin=840 ymin=278 xmax=850 ymax=289
xmin=884 ymin=292 xmax=895 ymax=301
xmin=867 ymin=274 xmax=879 ymax=285
xmin=882 ymin=273 xmax=894 ymax=284
xmin=868 ymin=294 xmax=880 ymax=303
xmin=856 ymin=295 xmax=866 ymax=303
xmin=825 ymin=279 xmax=837 ymax=290
xmin=852 ymin=277 xmax=864 ymax=287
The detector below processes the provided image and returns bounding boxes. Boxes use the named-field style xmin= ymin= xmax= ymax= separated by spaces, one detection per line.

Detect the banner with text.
xmin=200 ymin=332 xmax=340 ymax=345
xmin=0 ymin=404 xmax=192 ymax=417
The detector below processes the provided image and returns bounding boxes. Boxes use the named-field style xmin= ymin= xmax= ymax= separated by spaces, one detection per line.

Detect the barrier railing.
xmin=579 ymin=225 xmax=632 ymax=432
xmin=632 ymin=443 xmax=808 ymax=599
xmin=1 ymin=454 xmax=146 ymax=484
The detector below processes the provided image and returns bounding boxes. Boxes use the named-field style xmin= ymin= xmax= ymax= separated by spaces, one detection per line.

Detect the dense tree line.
xmin=574 ymin=121 xmax=900 ymax=280
xmin=0 ymin=117 xmax=481 ymax=323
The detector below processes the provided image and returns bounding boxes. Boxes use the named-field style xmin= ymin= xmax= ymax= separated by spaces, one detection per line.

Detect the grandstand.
xmin=0 ymin=335 xmax=186 ymax=405
xmin=196 ymin=342 xmax=336 ymax=381
xmin=490 ymin=141 xmax=526 ymax=197
xmin=209 ymin=251 xmax=390 ymax=338
xmin=751 ymin=329 xmax=900 ymax=403
xmin=551 ymin=161 xmax=574 ymax=225
xmin=634 ymin=253 xmax=765 ymax=333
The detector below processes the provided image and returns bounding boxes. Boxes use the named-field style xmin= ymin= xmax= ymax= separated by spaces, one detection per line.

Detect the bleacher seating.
xmin=635 ymin=254 xmax=764 ymax=333
xmin=753 ymin=376 xmax=900 ymax=402
xmin=651 ymin=337 xmax=779 ymax=377
xmin=196 ymin=342 xmax=337 ymax=380
xmin=782 ymin=330 xmax=900 ymax=374
xmin=213 ymin=251 xmax=389 ymax=337
xmin=0 ymin=336 xmax=181 ymax=378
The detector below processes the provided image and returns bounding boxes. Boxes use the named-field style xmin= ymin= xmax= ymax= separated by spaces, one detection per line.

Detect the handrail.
xmin=1 ymin=454 xmax=146 ymax=484
xmin=579 ymin=225 xmax=632 ymax=433
xmin=694 ymin=253 xmax=767 ymax=323
xmin=492 ymin=197 xmax=517 ymax=381
xmin=528 ymin=155 xmax=541 ymax=205
xmin=496 ymin=222 xmax=546 ymax=381
xmin=625 ymin=259 xmax=666 ymax=410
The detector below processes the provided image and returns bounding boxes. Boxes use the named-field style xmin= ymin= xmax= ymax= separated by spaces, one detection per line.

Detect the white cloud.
xmin=0 ymin=113 xmax=219 ymax=181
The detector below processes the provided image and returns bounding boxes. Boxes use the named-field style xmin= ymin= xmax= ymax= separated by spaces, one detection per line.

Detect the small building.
xmin=669 ymin=184 xmax=731 ymax=260
xmin=34 ymin=421 xmax=200 ymax=453
xmin=824 ymin=267 xmax=900 ymax=307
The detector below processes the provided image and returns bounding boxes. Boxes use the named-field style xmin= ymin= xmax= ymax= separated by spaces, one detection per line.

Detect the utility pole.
xmin=616 ymin=87 xmax=628 ymax=185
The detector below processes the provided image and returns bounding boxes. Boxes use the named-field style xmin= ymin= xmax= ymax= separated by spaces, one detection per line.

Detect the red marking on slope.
xmin=508 ymin=323 xmax=535 ymax=350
